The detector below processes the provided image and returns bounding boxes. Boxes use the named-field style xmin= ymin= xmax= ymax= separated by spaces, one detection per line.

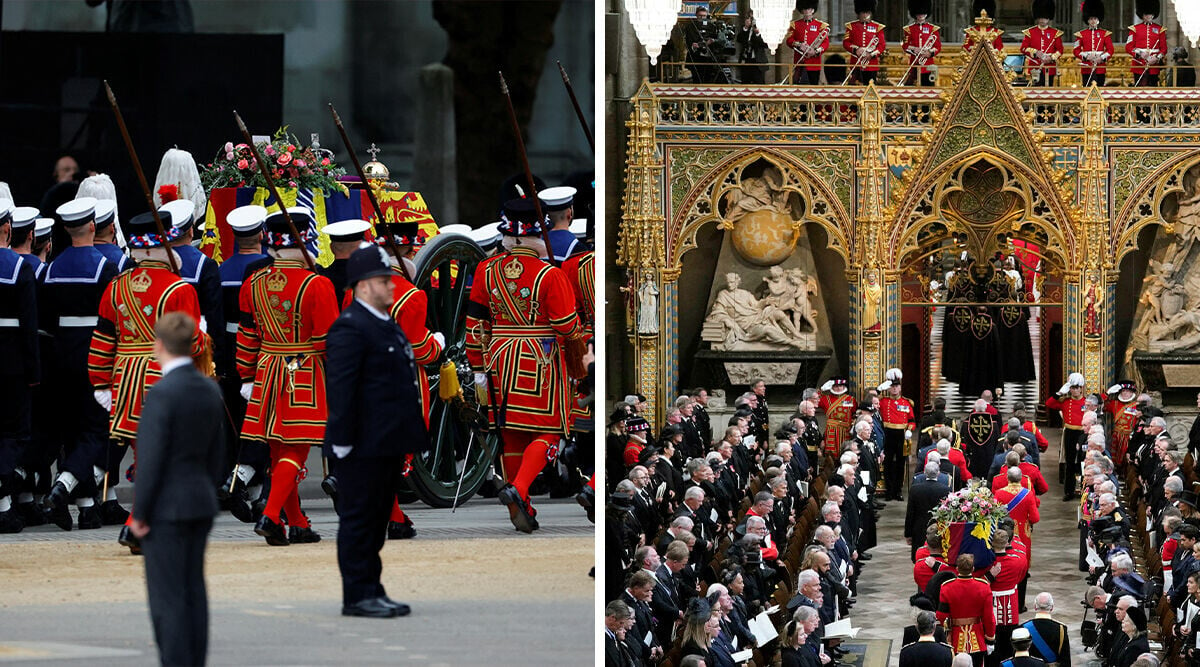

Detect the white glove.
xmin=986 ymin=643 xmax=996 ymax=656
xmin=240 ymin=382 xmax=253 ymax=401
xmin=93 ymin=389 xmax=112 ymax=412
xmin=877 ymin=380 xmax=892 ymax=392
xmin=332 ymin=444 xmax=353 ymax=459
xmin=431 ymin=331 xmax=446 ymax=349
xmin=1107 ymin=384 xmax=1122 ymax=395
xmin=474 ymin=372 xmax=488 ymax=389
xmin=904 ymin=429 xmax=913 ymax=440
xmin=821 ymin=380 xmax=835 ymax=392
xmin=1058 ymin=382 xmax=1072 ymax=395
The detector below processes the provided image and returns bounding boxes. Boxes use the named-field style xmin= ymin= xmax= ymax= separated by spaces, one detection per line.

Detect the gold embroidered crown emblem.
xmin=130 ymin=271 xmax=152 ymax=293
xmin=266 ymin=271 xmax=287 ymax=292
xmin=503 ymin=258 xmax=524 ymax=280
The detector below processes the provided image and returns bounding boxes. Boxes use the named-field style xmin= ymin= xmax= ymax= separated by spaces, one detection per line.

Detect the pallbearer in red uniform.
xmin=877 ymin=368 xmax=916 ymax=500
xmin=1021 ymin=0 xmax=1064 ymax=86
xmin=901 ymin=0 xmax=941 ymax=86
xmin=1102 ymin=380 xmax=1139 ymax=468
xmin=983 ymin=529 xmax=1028 ymax=666
xmin=1126 ymin=0 xmax=1166 ymax=87
xmin=842 ymin=0 xmax=885 ymax=85
xmin=88 ymin=209 xmax=207 ymax=552
xmin=964 ymin=0 xmax=1005 ymax=53
xmin=1045 ymin=372 xmax=1086 ymax=500
xmin=1075 ymin=0 xmax=1114 ymax=87
xmin=994 ymin=467 xmax=1040 ymax=553
xmin=372 ymin=222 xmax=444 ymax=540
xmin=817 ymin=376 xmax=856 ymax=455
xmin=784 ymin=0 xmax=828 ymax=85
xmin=238 ymin=207 xmax=339 ymax=546
xmin=937 ymin=554 xmax=997 ymax=661
xmin=465 ymin=198 xmax=584 ymax=533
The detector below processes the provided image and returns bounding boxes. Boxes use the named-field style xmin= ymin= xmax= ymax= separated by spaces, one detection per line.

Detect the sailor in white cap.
xmin=9 ymin=207 xmax=41 ymax=268
xmin=319 ymin=218 xmax=373 ymax=304
xmin=538 ymin=186 xmax=589 ymax=263
xmin=90 ymin=200 xmax=130 ymax=272
xmin=160 ymin=199 xmax=222 ymax=341
xmin=468 ymin=222 xmax=503 ymax=255
xmin=0 ymin=199 xmax=41 ymax=533
xmin=40 ymin=196 xmax=121 ymax=531
xmin=33 ymin=218 xmax=55 ymax=271
xmin=214 ymin=205 xmax=274 ymax=522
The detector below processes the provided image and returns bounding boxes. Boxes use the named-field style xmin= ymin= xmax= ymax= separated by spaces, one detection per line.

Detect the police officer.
xmin=0 ymin=201 xmax=39 ymax=532
xmin=41 ymin=198 xmax=120 ymax=530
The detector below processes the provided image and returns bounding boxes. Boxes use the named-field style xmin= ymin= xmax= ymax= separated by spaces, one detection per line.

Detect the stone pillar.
xmin=413 ymin=63 xmax=458 ymax=225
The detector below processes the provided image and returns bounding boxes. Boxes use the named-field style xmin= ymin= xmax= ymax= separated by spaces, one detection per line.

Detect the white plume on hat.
xmin=77 ymin=174 xmax=118 ymax=224
xmin=1068 ymin=372 xmax=1085 ymax=387
xmin=886 ymin=368 xmax=903 ymax=382
xmin=153 ymin=148 xmax=207 ymax=222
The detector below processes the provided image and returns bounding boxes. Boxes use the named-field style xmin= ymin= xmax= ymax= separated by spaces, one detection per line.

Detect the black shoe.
xmin=251 ymin=497 xmax=267 ymax=522
xmin=0 ymin=508 xmax=24 ymax=534
xmin=228 ymin=485 xmax=254 ymax=524
xmin=99 ymin=500 xmax=130 ymax=525
xmin=321 ymin=475 xmax=338 ymax=500
xmin=15 ymin=502 xmax=46 ymax=527
xmin=118 ymin=525 xmax=142 ymax=555
xmin=387 ymin=518 xmax=416 ymax=540
xmin=378 ymin=596 xmax=412 ymax=616
xmin=77 ymin=506 xmax=102 ymax=530
xmin=47 ymin=503 xmax=72 ymax=531
xmin=342 ymin=597 xmax=400 ymax=618
xmin=498 ymin=484 xmax=535 ymax=534
xmin=531 ymin=516 xmax=541 ymax=531
xmin=576 ymin=486 xmax=595 ymax=523
xmin=1062 ymin=494 xmax=1075 ymax=502
xmin=287 ymin=526 xmax=321 ymax=544
xmin=858 ymin=552 xmax=872 ymax=561
xmin=254 ymin=515 xmax=289 ymax=546
xmin=45 ymin=481 xmax=70 ymax=510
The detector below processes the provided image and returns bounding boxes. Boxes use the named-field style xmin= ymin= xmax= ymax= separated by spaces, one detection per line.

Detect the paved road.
xmin=0 ymin=496 xmax=596 ymax=666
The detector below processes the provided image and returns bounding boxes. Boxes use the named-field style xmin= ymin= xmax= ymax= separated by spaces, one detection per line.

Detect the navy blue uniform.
xmin=216 ymin=251 xmax=270 ymax=478
xmin=174 ymin=244 xmax=223 ymax=350
xmin=93 ymin=243 xmax=131 ymax=273
xmin=0 ymin=248 xmax=40 ymax=509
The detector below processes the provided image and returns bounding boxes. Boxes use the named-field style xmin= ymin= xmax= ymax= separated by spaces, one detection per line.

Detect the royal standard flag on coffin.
xmin=941 ymin=521 xmax=996 ymax=571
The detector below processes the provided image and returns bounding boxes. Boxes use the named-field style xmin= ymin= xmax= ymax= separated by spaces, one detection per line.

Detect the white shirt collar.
xmin=161 ymin=357 xmax=191 ymax=376
xmin=355 ymin=297 xmax=390 ymax=321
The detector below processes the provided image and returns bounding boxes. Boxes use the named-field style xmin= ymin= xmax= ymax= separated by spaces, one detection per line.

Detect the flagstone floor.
xmin=853 ymin=426 xmax=1098 ymax=665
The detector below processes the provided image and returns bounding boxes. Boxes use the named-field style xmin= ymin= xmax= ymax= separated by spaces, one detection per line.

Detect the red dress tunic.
xmin=1126 ymin=21 xmax=1167 ymax=77
xmin=1020 ymin=26 xmax=1064 ymax=76
xmin=937 ymin=575 xmax=997 ymax=653
xmin=89 ymin=261 xmax=206 ymax=440
xmin=818 ymin=391 xmax=856 ymax=453
xmin=901 ymin=22 xmax=942 ymax=75
xmin=237 ymin=258 xmax=339 ymax=446
xmin=785 ymin=18 xmax=829 ymax=72
xmin=842 ymin=20 xmax=886 ymax=72
xmin=1074 ymin=28 xmax=1115 ymax=76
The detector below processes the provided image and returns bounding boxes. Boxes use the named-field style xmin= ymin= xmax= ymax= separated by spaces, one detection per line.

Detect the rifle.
xmin=327 ymin=103 xmax=414 ymax=282
xmin=498 ymin=71 xmax=559 ymax=267
xmin=232 ymin=112 xmax=316 ymax=272
xmin=103 ymin=81 xmax=178 ymax=274
xmin=556 ymin=61 xmax=593 ymax=152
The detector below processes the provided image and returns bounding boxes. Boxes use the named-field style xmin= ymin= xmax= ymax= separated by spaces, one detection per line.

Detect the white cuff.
xmin=332 ymin=445 xmax=353 ymax=459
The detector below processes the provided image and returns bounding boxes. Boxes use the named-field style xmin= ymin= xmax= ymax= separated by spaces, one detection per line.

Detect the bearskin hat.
xmin=1032 ymin=0 xmax=1054 ymax=20
xmin=973 ymin=0 xmax=996 ymax=18
xmin=854 ymin=0 xmax=877 ymax=15
xmin=1081 ymin=0 xmax=1104 ymax=21
xmin=908 ymin=0 xmax=931 ymax=19
xmin=1135 ymin=0 xmax=1159 ymax=17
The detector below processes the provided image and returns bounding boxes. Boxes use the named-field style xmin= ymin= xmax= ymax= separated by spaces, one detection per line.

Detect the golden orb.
xmin=729 ymin=209 xmax=799 ymax=266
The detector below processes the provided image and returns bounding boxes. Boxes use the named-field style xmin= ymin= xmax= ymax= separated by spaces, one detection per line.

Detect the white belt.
xmin=60 ymin=316 xmax=98 ymax=327
xmin=226 ymin=322 xmax=240 ymax=334
xmin=992 ymin=588 xmax=1017 ymax=596
xmin=0 ymin=318 xmax=19 ymax=328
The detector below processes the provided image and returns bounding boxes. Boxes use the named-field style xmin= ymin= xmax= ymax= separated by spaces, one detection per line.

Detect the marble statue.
xmin=637 ymin=275 xmax=659 ymax=335
xmin=702 ymin=271 xmax=813 ymax=351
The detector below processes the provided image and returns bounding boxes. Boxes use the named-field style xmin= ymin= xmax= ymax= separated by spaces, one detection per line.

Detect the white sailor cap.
xmin=34 ymin=218 xmax=54 ymax=239
xmin=159 ymin=200 xmax=195 ymax=231
xmin=437 ymin=224 xmax=473 ymax=237
xmin=93 ymin=200 xmax=117 ymax=227
xmin=322 ymin=218 xmax=371 ymax=242
xmin=569 ymin=218 xmax=587 ymax=239
xmin=537 ymin=186 xmax=576 ymax=212
xmin=1011 ymin=628 xmax=1031 ymax=642
xmin=0 ymin=199 xmax=13 ymax=221
xmin=11 ymin=207 xmax=39 ymax=229
xmin=57 ymin=197 xmax=96 ymax=226
xmin=226 ymin=205 xmax=268 ymax=237
xmin=469 ymin=222 xmax=502 ymax=248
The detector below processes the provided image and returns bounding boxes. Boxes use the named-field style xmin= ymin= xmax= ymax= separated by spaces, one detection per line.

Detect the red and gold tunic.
xmin=1126 ymin=21 xmax=1167 ymax=76
xmin=465 ymin=246 xmax=583 ymax=434
xmin=1044 ymin=394 xmax=1086 ymax=430
xmin=901 ymin=22 xmax=942 ymax=74
xmin=1020 ymin=26 xmax=1064 ymax=76
xmin=843 ymin=20 xmax=885 ymax=72
xmin=237 ymin=258 xmax=339 ymax=446
xmin=561 ymin=250 xmax=595 ymax=425
xmin=785 ymin=18 xmax=829 ymax=72
xmin=818 ymin=391 xmax=856 ymax=453
xmin=88 ymin=261 xmax=205 ymax=439
xmin=1103 ymin=394 xmax=1139 ymax=466
xmin=986 ymin=549 xmax=1028 ymax=626
xmin=879 ymin=394 xmax=916 ymax=432
xmin=936 ymin=575 xmax=997 ymax=653
xmin=1074 ymin=28 xmax=1115 ymax=76
xmin=995 ymin=483 xmax=1040 ymax=546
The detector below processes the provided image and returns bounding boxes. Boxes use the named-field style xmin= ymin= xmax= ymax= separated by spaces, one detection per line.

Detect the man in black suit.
xmin=621 ymin=570 xmax=662 ymax=663
xmin=127 ymin=312 xmax=226 ymax=666
xmin=323 ymin=246 xmax=426 ymax=619
xmin=604 ymin=600 xmax=637 ymax=667
xmin=899 ymin=610 xmax=953 ymax=667
xmin=906 ymin=461 xmax=951 ymax=561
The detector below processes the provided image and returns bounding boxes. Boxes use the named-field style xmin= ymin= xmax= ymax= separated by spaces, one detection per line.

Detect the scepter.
xmin=556 ymin=61 xmax=594 ymax=152
xmin=327 ymin=103 xmax=414 ymax=282
xmin=233 ymin=112 xmax=316 ymax=272
xmin=103 ymin=81 xmax=178 ymax=274
xmin=498 ymin=71 xmax=559 ymax=267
